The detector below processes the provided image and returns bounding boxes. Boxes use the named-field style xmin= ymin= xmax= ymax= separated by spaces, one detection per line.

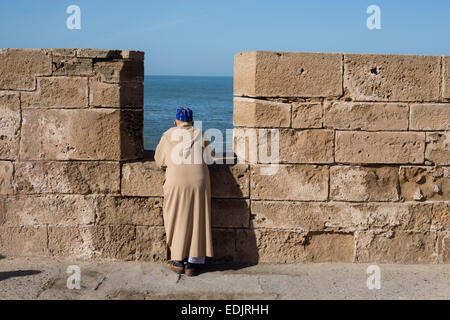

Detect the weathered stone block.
xmin=121 ymin=161 xmax=164 ymax=197
xmin=0 ymin=49 xmax=52 ymax=90
xmin=210 ymin=164 xmax=249 ymax=198
xmin=280 ymin=129 xmax=334 ymax=163
xmin=330 ymin=166 xmax=399 ymax=201
xmin=355 ymin=231 xmax=437 ymax=263
xmin=89 ymin=78 xmax=143 ymax=108
xmin=305 ymin=233 xmax=355 ymax=262
xmin=212 ymin=199 xmax=250 ymax=228
xmin=3 ymin=195 xmax=95 ymax=226
xmin=437 ymin=232 xmax=449 ymax=263
xmin=43 ymin=48 xmax=77 ymax=57
xmin=76 ymin=49 xmax=144 ymax=61
xmin=344 ymin=53 xmax=440 ymax=101
xmin=96 ymin=196 xmax=163 ymax=226
xmin=250 ymin=165 xmax=329 ymax=201
xmin=20 ymin=109 xmax=143 ymax=160
xmin=233 ymin=97 xmax=290 ymax=127
xmin=91 ymin=225 xmax=136 ymax=260
xmin=410 ymin=104 xmax=450 ymax=130
xmin=212 ymin=228 xmax=237 ymax=262
xmin=136 ymin=226 xmax=167 ymax=261
xmin=22 ymin=77 xmax=88 ymax=108
xmin=291 ymin=102 xmax=322 ymax=128
xmin=0 ymin=92 xmax=20 ymax=159
xmin=335 ymin=131 xmax=425 ymax=164
xmin=324 ymin=102 xmax=408 ymax=130
xmin=443 ymin=56 xmax=450 ymax=99
xmin=400 ymin=166 xmax=449 ymax=201
xmin=52 ymin=56 xmax=93 ymax=76
xmin=94 ymin=60 xmax=144 ymax=83
xmin=47 ymin=226 xmax=95 ymax=258
xmin=425 ymin=132 xmax=450 ymax=165
xmin=432 ymin=202 xmax=450 ymax=231
xmin=0 ymin=161 xmax=14 ymax=194
xmin=0 ymin=226 xmax=48 ymax=256
xmin=234 ymin=51 xmax=342 ymax=97
xmin=15 ymin=161 xmax=120 ymax=194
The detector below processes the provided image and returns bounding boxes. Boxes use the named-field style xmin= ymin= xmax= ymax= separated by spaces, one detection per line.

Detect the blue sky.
xmin=1 ymin=0 xmax=449 ymax=76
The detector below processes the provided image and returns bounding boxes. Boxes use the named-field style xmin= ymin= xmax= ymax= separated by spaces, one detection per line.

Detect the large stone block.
xmin=210 ymin=164 xmax=249 ymax=198
xmin=250 ymin=165 xmax=329 ymax=201
xmin=0 ymin=161 xmax=14 ymax=195
xmin=91 ymin=225 xmax=136 ymax=260
xmin=212 ymin=228 xmax=237 ymax=262
xmin=3 ymin=195 xmax=95 ymax=226
xmin=410 ymin=104 xmax=450 ymax=130
xmin=89 ymin=78 xmax=143 ymax=108
xmin=136 ymin=226 xmax=167 ymax=261
xmin=443 ymin=56 xmax=450 ymax=99
xmin=121 ymin=161 xmax=164 ymax=197
xmin=47 ymin=226 xmax=95 ymax=259
xmin=399 ymin=166 xmax=449 ymax=201
xmin=0 ymin=226 xmax=48 ymax=256
xmin=52 ymin=56 xmax=93 ymax=76
xmin=279 ymin=129 xmax=334 ymax=163
xmin=344 ymin=53 xmax=440 ymax=101
xmin=335 ymin=131 xmax=425 ymax=164
xmin=0 ymin=92 xmax=20 ymax=159
xmin=234 ymin=51 xmax=342 ymax=97
xmin=233 ymin=97 xmax=291 ymax=127
xmin=0 ymin=49 xmax=52 ymax=90
xmin=436 ymin=232 xmax=449 ymax=263
xmin=22 ymin=77 xmax=88 ymax=108
xmin=432 ymin=202 xmax=450 ymax=231
xmin=305 ymin=233 xmax=355 ymax=262
xmin=94 ymin=60 xmax=144 ymax=83
xmin=330 ymin=166 xmax=399 ymax=201
xmin=250 ymin=201 xmax=433 ymax=232
xmin=76 ymin=49 xmax=144 ymax=61
xmin=291 ymin=102 xmax=322 ymax=129
xmin=20 ymin=109 xmax=143 ymax=160
xmin=15 ymin=161 xmax=120 ymax=194
xmin=355 ymin=231 xmax=437 ymax=263
xmin=212 ymin=199 xmax=250 ymax=228
xmin=95 ymin=196 xmax=163 ymax=226
xmin=324 ymin=102 xmax=408 ymax=131
xmin=425 ymin=132 xmax=450 ymax=165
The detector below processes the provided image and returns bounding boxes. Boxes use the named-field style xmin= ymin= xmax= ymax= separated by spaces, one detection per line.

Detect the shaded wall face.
xmin=0 ymin=49 xmax=448 ymax=264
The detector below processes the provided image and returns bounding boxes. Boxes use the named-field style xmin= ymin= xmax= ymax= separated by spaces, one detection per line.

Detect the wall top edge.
xmin=234 ymin=50 xmax=447 ymax=58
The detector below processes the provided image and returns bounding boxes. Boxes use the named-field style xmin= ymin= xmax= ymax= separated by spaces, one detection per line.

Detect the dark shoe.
xmin=184 ymin=263 xmax=197 ymax=277
xmin=170 ymin=260 xmax=185 ymax=274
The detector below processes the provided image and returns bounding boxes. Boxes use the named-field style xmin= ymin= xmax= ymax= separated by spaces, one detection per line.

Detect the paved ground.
xmin=0 ymin=256 xmax=448 ymax=300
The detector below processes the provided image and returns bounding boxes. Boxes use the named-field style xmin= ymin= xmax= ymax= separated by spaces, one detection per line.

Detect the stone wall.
xmin=0 ymin=49 xmax=448 ymax=264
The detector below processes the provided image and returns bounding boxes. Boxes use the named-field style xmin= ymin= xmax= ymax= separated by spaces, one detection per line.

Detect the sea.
xmin=143 ymin=75 xmax=234 ymax=152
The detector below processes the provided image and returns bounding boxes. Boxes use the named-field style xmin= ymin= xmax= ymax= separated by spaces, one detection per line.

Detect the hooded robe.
xmin=154 ymin=121 xmax=214 ymax=261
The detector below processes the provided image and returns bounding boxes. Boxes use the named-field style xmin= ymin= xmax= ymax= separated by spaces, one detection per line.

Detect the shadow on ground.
xmin=0 ymin=270 xmax=42 ymax=282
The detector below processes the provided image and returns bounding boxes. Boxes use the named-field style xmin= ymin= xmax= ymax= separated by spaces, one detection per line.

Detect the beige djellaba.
xmin=154 ymin=121 xmax=214 ymax=261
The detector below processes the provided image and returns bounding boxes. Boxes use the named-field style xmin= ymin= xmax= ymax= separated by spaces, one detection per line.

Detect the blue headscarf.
xmin=176 ymin=106 xmax=193 ymax=122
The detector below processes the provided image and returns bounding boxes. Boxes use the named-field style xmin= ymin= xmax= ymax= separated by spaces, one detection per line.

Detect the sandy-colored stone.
xmin=399 ymin=166 xmax=449 ymax=201
xmin=89 ymin=78 xmax=143 ymax=108
xmin=136 ymin=226 xmax=167 ymax=262
xmin=437 ymin=232 xmax=449 ymax=263
xmin=250 ymin=165 xmax=329 ymax=201
xmin=305 ymin=233 xmax=354 ymax=262
xmin=234 ymin=51 xmax=342 ymax=97
xmin=210 ymin=164 xmax=249 ymax=198
xmin=43 ymin=48 xmax=77 ymax=57
xmin=236 ymin=229 xmax=306 ymax=263
xmin=0 ymin=49 xmax=52 ymax=90
xmin=0 ymin=92 xmax=20 ymax=159
xmin=0 ymin=226 xmax=48 ymax=256
xmin=355 ymin=231 xmax=437 ymax=263
xmin=121 ymin=161 xmax=164 ymax=197
xmin=335 ymin=131 xmax=425 ymax=164
xmin=425 ymin=132 xmax=450 ymax=165
xmin=410 ymin=104 xmax=450 ymax=130
xmin=15 ymin=161 xmax=120 ymax=194
xmin=52 ymin=56 xmax=93 ymax=76
xmin=22 ymin=77 xmax=88 ymax=108
xmin=233 ymin=97 xmax=290 ymax=127
xmin=291 ymin=102 xmax=322 ymax=128
xmin=324 ymin=102 xmax=408 ymax=130
xmin=3 ymin=195 xmax=95 ymax=226
xmin=432 ymin=202 xmax=450 ymax=231
xmin=47 ymin=226 xmax=95 ymax=259
xmin=344 ymin=53 xmax=440 ymax=101
xmin=96 ymin=196 xmax=163 ymax=226
xmin=212 ymin=199 xmax=250 ymax=228
xmin=94 ymin=60 xmax=144 ymax=83
xmin=443 ymin=56 xmax=450 ymax=99
xmin=280 ymin=129 xmax=334 ymax=163
xmin=91 ymin=225 xmax=136 ymax=260
xmin=330 ymin=166 xmax=399 ymax=201
xmin=212 ymin=228 xmax=237 ymax=262
xmin=0 ymin=161 xmax=14 ymax=195
xmin=19 ymin=109 xmax=143 ymax=160
xmin=76 ymin=49 xmax=144 ymax=61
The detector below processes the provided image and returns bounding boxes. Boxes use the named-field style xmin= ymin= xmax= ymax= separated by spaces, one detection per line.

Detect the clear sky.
xmin=1 ymin=0 xmax=449 ymax=76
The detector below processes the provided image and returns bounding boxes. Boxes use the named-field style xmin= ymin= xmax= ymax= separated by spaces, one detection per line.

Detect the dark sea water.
xmin=143 ymin=75 xmax=234 ymax=152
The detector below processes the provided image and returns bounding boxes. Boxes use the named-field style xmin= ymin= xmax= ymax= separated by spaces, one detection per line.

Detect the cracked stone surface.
xmin=0 ymin=256 xmax=449 ymax=300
